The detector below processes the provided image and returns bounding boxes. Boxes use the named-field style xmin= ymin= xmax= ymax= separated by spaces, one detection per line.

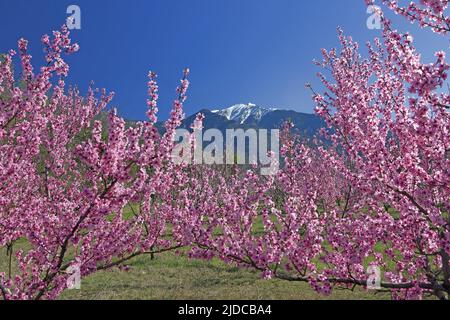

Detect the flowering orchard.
xmin=180 ymin=0 xmax=450 ymax=300
xmin=0 ymin=0 xmax=449 ymax=300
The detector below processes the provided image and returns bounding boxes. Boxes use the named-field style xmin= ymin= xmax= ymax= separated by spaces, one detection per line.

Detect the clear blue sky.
xmin=0 ymin=0 xmax=448 ymax=120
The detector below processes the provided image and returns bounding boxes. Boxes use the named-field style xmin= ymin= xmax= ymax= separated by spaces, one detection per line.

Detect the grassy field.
xmin=56 ymin=251 xmax=389 ymax=300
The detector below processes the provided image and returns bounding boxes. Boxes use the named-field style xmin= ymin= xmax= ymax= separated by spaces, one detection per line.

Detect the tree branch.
xmin=275 ymin=273 xmax=438 ymax=291
xmin=97 ymin=245 xmax=184 ymax=271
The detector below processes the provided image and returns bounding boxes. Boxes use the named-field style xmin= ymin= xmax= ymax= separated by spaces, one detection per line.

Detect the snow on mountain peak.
xmin=211 ymin=103 xmax=277 ymax=124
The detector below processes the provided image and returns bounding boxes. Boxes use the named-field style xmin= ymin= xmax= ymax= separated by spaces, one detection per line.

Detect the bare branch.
xmin=97 ymin=245 xmax=184 ymax=271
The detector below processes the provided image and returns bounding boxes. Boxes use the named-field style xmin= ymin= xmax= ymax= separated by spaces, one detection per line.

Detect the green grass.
xmin=57 ymin=251 xmax=389 ymax=300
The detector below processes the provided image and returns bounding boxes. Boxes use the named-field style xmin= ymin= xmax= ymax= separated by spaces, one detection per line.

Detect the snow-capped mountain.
xmin=147 ymin=103 xmax=325 ymax=139
xmin=211 ymin=103 xmax=278 ymax=125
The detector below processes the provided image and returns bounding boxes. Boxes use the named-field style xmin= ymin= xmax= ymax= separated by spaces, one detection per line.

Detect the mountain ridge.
xmin=178 ymin=103 xmax=324 ymax=138
xmin=121 ymin=103 xmax=324 ymax=138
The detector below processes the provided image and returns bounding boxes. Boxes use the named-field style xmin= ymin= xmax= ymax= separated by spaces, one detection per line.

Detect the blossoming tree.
xmin=0 ymin=25 xmax=194 ymax=300
xmin=310 ymin=16 xmax=449 ymax=298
